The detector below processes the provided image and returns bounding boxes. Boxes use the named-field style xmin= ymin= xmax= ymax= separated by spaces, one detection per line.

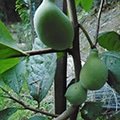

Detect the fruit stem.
xmin=78 ymin=23 xmax=95 ymax=49
xmin=95 ymin=0 xmax=104 ymax=46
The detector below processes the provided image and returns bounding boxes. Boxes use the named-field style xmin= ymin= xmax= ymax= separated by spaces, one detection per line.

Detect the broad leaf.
xmin=98 ymin=31 xmax=120 ymax=51
xmin=80 ymin=101 xmax=103 ymax=120
xmin=79 ymin=0 xmax=93 ymax=11
xmin=1 ymin=60 xmax=26 ymax=94
xmin=0 ymin=58 xmax=20 ymax=74
xmin=29 ymin=115 xmax=48 ymax=120
xmin=77 ymin=112 xmax=84 ymax=120
xmin=75 ymin=0 xmax=81 ymax=6
xmin=0 ymin=20 xmax=27 ymax=59
xmin=0 ymin=107 xmax=17 ymax=120
xmin=101 ymin=51 xmax=120 ymax=93
xmin=109 ymin=111 xmax=120 ymax=120
xmin=26 ymin=38 xmax=56 ymax=102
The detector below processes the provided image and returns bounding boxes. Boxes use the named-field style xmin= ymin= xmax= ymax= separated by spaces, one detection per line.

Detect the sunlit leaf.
xmin=79 ymin=0 xmax=93 ymax=11
xmin=0 ymin=20 xmax=27 ymax=59
xmin=26 ymin=38 xmax=57 ymax=102
xmin=77 ymin=112 xmax=84 ymax=120
xmin=75 ymin=0 xmax=81 ymax=6
xmin=98 ymin=31 xmax=120 ymax=51
xmin=0 ymin=58 xmax=20 ymax=74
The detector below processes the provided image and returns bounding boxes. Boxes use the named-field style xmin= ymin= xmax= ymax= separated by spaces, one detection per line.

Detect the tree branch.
xmin=26 ymin=48 xmax=66 ymax=56
xmin=11 ymin=48 xmax=68 ymax=58
xmin=54 ymin=0 xmax=67 ymax=115
xmin=67 ymin=0 xmax=81 ymax=82
xmin=78 ymin=23 xmax=94 ymax=49
xmin=0 ymin=87 xmax=58 ymax=118
xmin=66 ymin=0 xmax=81 ymax=120
xmin=95 ymin=0 xmax=104 ymax=46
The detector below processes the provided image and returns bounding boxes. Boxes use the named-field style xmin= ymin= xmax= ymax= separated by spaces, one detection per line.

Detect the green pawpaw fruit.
xmin=33 ymin=0 xmax=74 ymax=50
xmin=65 ymin=82 xmax=87 ymax=105
xmin=80 ymin=49 xmax=108 ymax=90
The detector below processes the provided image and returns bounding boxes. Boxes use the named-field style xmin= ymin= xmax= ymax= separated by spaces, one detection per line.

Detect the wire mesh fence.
xmin=87 ymin=83 xmax=120 ymax=111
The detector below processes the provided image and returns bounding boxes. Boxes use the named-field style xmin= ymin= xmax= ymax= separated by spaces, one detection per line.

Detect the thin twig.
xmin=25 ymin=48 xmax=65 ymax=56
xmin=0 ymin=87 xmax=58 ymax=118
xmin=11 ymin=48 xmax=68 ymax=58
xmin=78 ymin=23 xmax=94 ymax=48
xmin=95 ymin=0 xmax=104 ymax=46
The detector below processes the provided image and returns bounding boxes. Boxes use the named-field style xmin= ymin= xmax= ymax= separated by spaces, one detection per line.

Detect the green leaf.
xmin=109 ymin=111 xmax=120 ymax=120
xmin=0 ymin=58 xmax=20 ymax=74
xmin=57 ymin=52 xmax=64 ymax=59
xmin=1 ymin=60 xmax=26 ymax=94
xmin=81 ymin=101 xmax=103 ymax=120
xmin=0 ymin=20 xmax=27 ymax=59
xmin=75 ymin=0 xmax=81 ymax=6
xmin=16 ymin=0 xmax=29 ymax=23
xmin=0 ymin=107 xmax=17 ymax=120
xmin=79 ymin=0 xmax=93 ymax=11
xmin=77 ymin=112 xmax=84 ymax=120
xmin=98 ymin=31 xmax=120 ymax=51
xmin=26 ymin=38 xmax=57 ymax=102
xmin=101 ymin=51 xmax=120 ymax=93
xmin=29 ymin=115 xmax=48 ymax=120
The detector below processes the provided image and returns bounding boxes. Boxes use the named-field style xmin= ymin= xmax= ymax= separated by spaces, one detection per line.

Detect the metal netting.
xmin=87 ymin=83 xmax=120 ymax=110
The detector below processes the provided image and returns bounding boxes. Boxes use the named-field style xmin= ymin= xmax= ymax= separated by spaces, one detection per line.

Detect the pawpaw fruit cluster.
xmin=65 ymin=49 xmax=108 ymax=105
xmin=33 ymin=0 xmax=74 ymax=50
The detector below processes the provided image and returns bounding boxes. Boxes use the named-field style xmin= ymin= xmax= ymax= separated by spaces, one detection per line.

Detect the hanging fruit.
xmin=80 ymin=49 xmax=108 ymax=90
xmin=34 ymin=0 xmax=74 ymax=50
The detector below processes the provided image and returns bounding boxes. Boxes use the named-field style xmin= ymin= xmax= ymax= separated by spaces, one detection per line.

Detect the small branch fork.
xmin=78 ymin=0 xmax=105 ymax=48
xmin=0 ymin=87 xmax=58 ymax=118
